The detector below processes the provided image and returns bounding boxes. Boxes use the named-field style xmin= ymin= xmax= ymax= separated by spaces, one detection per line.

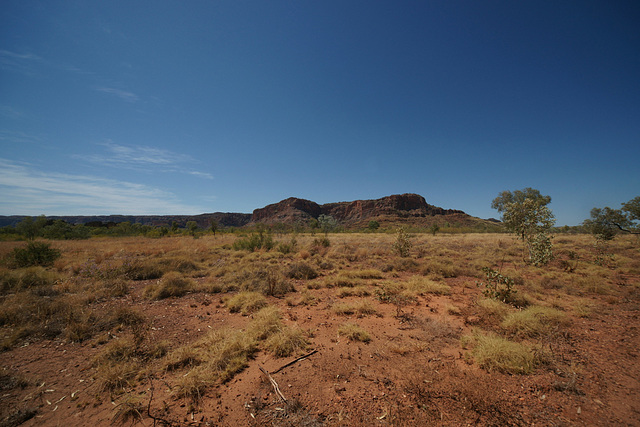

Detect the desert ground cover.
xmin=1 ymin=232 xmax=639 ymax=426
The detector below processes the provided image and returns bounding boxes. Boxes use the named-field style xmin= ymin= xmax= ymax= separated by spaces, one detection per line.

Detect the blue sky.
xmin=1 ymin=1 xmax=638 ymax=225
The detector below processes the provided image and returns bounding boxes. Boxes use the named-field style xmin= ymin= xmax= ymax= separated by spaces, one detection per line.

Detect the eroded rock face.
xmin=251 ymin=197 xmax=322 ymax=224
xmin=250 ymin=194 xmax=466 ymax=225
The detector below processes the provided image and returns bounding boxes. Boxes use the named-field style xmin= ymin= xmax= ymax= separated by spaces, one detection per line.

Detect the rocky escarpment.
xmin=251 ymin=193 xmax=466 ymax=226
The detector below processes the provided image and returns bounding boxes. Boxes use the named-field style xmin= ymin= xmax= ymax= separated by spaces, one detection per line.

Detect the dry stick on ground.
xmin=259 ymin=366 xmax=287 ymax=404
xmin=271 ymin=349 xmax=318 ymax=375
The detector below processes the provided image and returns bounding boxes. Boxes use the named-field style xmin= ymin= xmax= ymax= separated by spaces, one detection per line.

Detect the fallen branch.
xmin=259 ymin=366 xmax=287 ymax=403
xmin=271 ymin=349 xmax=318 ymax=375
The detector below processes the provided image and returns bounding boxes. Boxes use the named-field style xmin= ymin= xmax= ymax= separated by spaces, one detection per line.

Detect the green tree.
xmin=368 ymin=220 xmax=380 ymax=231
xmin=42 ymin=220 xmax=72 ymax=239
xmin=16 ymin=215 xmax=48 ymax=240
xmin=209 ymin=218 xmax=219 ymax=236
xmin=318 ymin=214 xmax=337 ymax=237
xmin=491 ymin=188 xmax=555 ymax=265
xmin=428 ymin=224 xmax=440 ymax=236
xmin=186 ymin=221 xmax=198 ymax=237
xmin=583 ymin=196 xmax=640 ymax=240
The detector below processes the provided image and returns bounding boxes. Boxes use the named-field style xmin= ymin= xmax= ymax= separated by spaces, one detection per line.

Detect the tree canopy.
xmin=583 ymin=196 xmax=640 ymax=240
xmin=491 ymin=188 xmax=555 ymax=242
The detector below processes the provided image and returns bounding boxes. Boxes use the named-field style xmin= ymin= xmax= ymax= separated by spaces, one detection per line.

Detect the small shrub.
xmin=277 ymin=237 xmax=298 ymax=254
xmin=313 ymin=237 xmax=331 ymax=248
xmin=233 ymin=230 xmax=274 ymax=252
xmin=529 ymin=232 xmax=554 ymax=266
xmin=9 ymin=241 xmax=61 ymax=267
xmin=392 ymin=227 xmax=412 ymax=257
xmin=476 ymin=267 xmax=518 ymax=304
xmin=286 ymin=262 xmax=318 ymax=280
xmin=241 ymin=267 xmax=294 ymax=296
xmin=338 ymin=323 xmax=371 ymax=343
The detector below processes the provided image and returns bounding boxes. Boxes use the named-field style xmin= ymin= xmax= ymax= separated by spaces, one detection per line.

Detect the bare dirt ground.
xmin=1 ymin=233 xmax=639 ymax=426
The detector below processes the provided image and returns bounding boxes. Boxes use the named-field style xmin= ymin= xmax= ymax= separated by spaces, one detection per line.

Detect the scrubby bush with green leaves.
xmin=8 ymin=241 xmax=61 ymax=267
xmin=232 ymin=228 xmax=274 ymax=252
xmin=476 ymin=267 xmax=518 ymax=304
xmin=392 ymin=226 xmax=412 ymax=257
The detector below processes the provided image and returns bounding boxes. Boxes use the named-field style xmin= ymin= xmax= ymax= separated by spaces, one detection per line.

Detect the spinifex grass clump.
xmin=225 ymin=291 xmax=268 ymax=315
xmin=167 ymin=306 xmax=308 ymax=401
xmin=462 ymin=330 xmax=545 ymax=375
xmin=338 ymin=323 xmax=372 ymax=343
xmin=501 ymin=305 xmax=568 ymax=338
xmin=0 ymin=267 xmax=58 ymax=294
xmin=144 ymin=272 xmax=193 ymax=299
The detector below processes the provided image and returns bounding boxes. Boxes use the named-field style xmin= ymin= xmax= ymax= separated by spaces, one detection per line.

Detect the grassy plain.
xmin=0 ymin=232 xmax=639 ymax=426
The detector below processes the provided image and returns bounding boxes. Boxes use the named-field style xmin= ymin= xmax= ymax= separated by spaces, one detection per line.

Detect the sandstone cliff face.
xmin=250 ymin=194 xmax=466 ymax=225
xmin=251 ymin=197 xmax=322 ymax=224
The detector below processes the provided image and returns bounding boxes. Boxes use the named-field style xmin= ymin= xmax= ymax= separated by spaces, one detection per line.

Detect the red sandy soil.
xmin=2 ymin=275 xmax=639 ymax=426
xmin=1 ymin=234 xmax=639 ymax=426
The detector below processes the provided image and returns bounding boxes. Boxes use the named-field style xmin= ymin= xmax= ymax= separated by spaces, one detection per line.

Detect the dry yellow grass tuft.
xmin=338 ymin=323 xmax=372 ymax=343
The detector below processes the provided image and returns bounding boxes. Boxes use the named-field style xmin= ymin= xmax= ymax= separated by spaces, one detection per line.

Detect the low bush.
xmin=392 ymin=227 xmax=412 ymax=257
xmin=8 ymin=241 xmax=61 ymax=267
xmin=476 ymin=267 xmax=519 ymax=305
xmin=241 ymin=267 xmax=294 ymax=296
xmin=286 ymin=262 xmax=318 ymax=280
xmin=233 ymin=230 xmax=274 ymax=252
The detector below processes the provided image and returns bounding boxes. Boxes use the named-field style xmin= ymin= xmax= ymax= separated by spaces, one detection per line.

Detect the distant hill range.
xmin=0 ymin=193 xmax=500 ymax=230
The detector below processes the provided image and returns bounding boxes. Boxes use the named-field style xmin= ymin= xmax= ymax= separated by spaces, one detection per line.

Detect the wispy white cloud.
xmin=188 ymin=171 xmax=215 ymax=179
xmin=0 ymin=49 xmax=42 ymax=75
xmin=95 ymin=87 xmax=139 ymax=103
xmin=1 ymin=50 xmax=135 ymax=103
xmin=0 ymin=158 xmax=204 ymax=215
xmin=0 ymin=130 xmax=43 ymax=144
xmin=0 ymin=105 xmax=24 ymax=120
xmin=75 ymin=141 xmax=213 ymax=179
